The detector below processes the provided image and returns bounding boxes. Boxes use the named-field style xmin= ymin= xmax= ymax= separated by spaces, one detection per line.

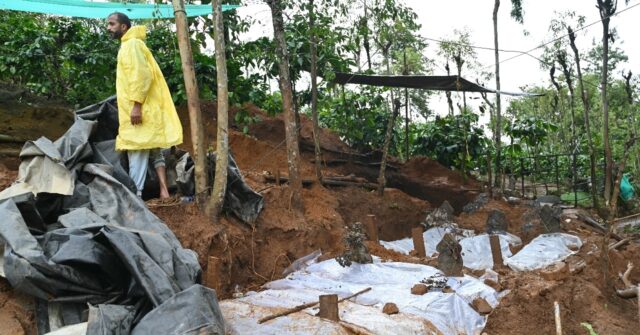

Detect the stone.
xmin=442 ymin=286 xmax=455 ymax=293
xmin=411 ymin=284 xmax=429 ymax=295
xmin=463 ymin=193 xmax=490 ymax=213
xmin=436 ymin=233 xmax=463 ymax=276
xmin=539 ymin=205 xmax=562 ymax=233
xmin=382 ymin=302 xmax=399 ymax=315
xmin=483 ymin=278 xmax=502 ymax=291
xmin=540 ymin=262 xmax=570 ymax=281
xmin=471 ymin=298 xmax=493 ymax=315
xmin=535 ymin=195 xmax=562 ymax=206
xmin=422 ymin=201 xmax=455 ymax=228
xmin=486 ymin=209 xmax=508 ymax=233
xmin=336 ymin=222 xmax=373 ymax=267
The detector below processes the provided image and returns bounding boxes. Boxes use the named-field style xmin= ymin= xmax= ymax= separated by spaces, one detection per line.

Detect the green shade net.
xmin=0 ymin=0 xmax=240 ymax=19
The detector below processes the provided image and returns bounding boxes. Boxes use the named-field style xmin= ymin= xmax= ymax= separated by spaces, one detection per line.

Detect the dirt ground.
xmin=1 ymin=100 xmax=639 ymax=335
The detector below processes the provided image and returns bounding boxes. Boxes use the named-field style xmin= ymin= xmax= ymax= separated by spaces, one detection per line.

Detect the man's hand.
xmin=131 ymin=102 xmax=142 ymax=125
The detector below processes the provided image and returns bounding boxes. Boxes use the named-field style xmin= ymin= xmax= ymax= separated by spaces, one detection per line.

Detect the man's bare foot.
xmin=159 ymin=189 xmax=170 ymax=199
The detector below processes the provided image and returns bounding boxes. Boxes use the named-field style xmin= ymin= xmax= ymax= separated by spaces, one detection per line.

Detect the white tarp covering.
xmin=381 ymin=228 xmax=521 ymax=271
xmin=460 ymin=233 xmax=521 ymax=270
xmin=221 ymin=257 xmax=499 ymax=335
xmin=504 ymin=233 xmax=582 ymax=271
xmin=380 ymin=227 xmax=474 ymax=257
xmin=381 ymin=227 xmax=582 ymax=273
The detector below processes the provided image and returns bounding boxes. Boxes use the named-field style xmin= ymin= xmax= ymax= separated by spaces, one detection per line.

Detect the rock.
xmin=521 ymin=205 xmax=563 ymax=238
xmin=483 ymin=278 xmax=502 ymax=291
xmin=471 ymin=297 xmax=493 ymax=315
xmin=382 ymin=302 xmax=399 ymax=315
xmin=506 ymin=196 xmax=521 ymax=205
xmin=336 ymin=223 xmax=373 ymax=267
xmin=442 ymin=286 xmax=455 ymax=293
xmin=436 ymin=233 xmax=463 ymax=277
xmin=423 ymin=201 xmax=455 ymax=227
xmin=535 ymin=195 xmax=562 ymax=206
xmin=463 ymin=193 xmax=490 ymax=213
xmin=411 ymin=284 xmax=429 ymax=295
xmin=539 ymin=206 xmax=562 ymax=233
xmin=540 ymin=262 xmax=570 ymax=281
xmin=486 ymin=210 xmax=508 ymax=233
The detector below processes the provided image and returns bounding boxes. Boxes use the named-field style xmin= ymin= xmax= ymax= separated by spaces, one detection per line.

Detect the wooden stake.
xmin=205 ymin=256 xmax=221 ymax=292
xmin=489 ymin=234 xmax=504 ymax=269
xmin=317 ymin=294 xmax=339 ymax=321
xmin=412 ymin=227 xmax=426 ymax=258
xmin=554 ymin=301 xmax=562 ymax=335
xmin=258 ymin=287 xmax=371 ymax=324
xmin=365 ymin=215 xmax=379 ymax=243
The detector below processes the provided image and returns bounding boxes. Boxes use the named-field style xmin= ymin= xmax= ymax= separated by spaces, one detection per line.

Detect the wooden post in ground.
xmin=318 ymin=294 xmax=339 ymax=321
xmin=412 ymin=227 xmax=426 ymax=258
xmin=365 ymin=215 xmax=379 ymax=243
xmin=554 ymin=301 xmax=562 ymax=335
xmin=489 ymin=234 xmax=504 ymax=269
xmin=206 ymin=256 xmax=222 ymax=293
xmin=172 ymin=0 xmax=207 ymax=202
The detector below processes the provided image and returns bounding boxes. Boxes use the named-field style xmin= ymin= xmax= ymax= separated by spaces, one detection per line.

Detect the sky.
xmin=234 ymin=0 xmax=640 ymax=123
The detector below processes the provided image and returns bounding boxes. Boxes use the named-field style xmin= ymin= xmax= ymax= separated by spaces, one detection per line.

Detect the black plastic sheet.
xmin=0 ymin=97 xmax=227 ymax=333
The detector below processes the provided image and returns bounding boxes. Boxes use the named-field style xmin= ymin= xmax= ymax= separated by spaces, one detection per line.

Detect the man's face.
xmin=107 ymin=15 xmax=127 ymax=40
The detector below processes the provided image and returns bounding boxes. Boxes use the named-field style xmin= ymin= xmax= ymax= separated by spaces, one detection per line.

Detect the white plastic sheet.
xmin=381 ymin=228 xmax=521 ymax=271
xmin=505 ymin=233 xmax=582 ymax=271
xmin=460 ymin=233 xmax=521 ymax=270
xmin=380 ymin=227 xmax=473 ymax=257
xmin=221 ymin=258 xmax=499 ymax=335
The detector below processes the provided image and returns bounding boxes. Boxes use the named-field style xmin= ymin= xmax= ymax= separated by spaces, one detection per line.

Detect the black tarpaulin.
xmin=0 ymin=97 xmax=230 ymax=333
xmin=334 ymin=72 xmax=544 ymax=97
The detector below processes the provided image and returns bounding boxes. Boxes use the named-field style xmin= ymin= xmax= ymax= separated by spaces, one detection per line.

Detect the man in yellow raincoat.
xmin=107 ymin=12 xmax=183 ymax=199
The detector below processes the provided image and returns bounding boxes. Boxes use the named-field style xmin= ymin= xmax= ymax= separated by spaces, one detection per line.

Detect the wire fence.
xmin=494 ymin=152 xmax=606 ymax=207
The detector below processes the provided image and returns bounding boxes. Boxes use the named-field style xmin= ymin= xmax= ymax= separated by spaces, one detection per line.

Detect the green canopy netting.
xmin=0 ymin=0 xmax=240 ymax=19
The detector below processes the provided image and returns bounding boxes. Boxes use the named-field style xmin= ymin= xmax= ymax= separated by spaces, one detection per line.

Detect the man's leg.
xmin=128 ymin=150 xmax=150 ymax=197
xmin=151 ymin=149 xmax=170 ymax=199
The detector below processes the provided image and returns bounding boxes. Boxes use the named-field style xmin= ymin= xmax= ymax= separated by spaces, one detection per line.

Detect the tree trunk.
xmin=173 ymin=0 xmax=208 ymax=202
xmin=569 ymin=26 xmax=598 ymax=209
xmin=292 ymin=78 xmax=301 ymax=138
xmin=493 ymin=0 xmax=502 ymax=188
xmin=557 ymin=53 xmax=579 ymax=208
xmin=377 ymin=100 xmax=401 ymax=196
xmin=206 ymin=0 xmax=229 ymax=221
xmin=363 ymin=5 xmax=372 ymax=71
xmin=267 ymin=0 xmax=304 ymax=212
xmin=403 ymin=48 xmax=410 ymax=161
xmin=445 ymin=62 xmax=454 ymax=115
xmin=610 ymin=137 xmax=637 ymax=215
xmin=610 ymin=72 xmax=637 ymax=214
xmin=309 ymin=0 xmax=323 ymax=182
xmin=600 ymin=13 xmax=613 ymax=206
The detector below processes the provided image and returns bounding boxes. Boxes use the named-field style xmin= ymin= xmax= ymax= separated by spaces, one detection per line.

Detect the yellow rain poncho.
xmin=115 ymin=25 xmax=182 ymax=151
